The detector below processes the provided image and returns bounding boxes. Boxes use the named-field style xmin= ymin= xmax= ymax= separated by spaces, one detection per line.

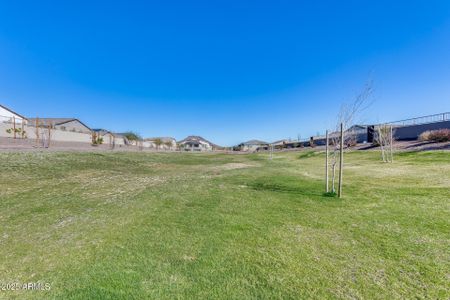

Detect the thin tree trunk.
xmin=390 ymin=125 xmax=394 ymax=163
xmin=332 ymin=162 xmax=336 ymax=193
xmin=35 ymin=117 xmax=40 ymax=146
xmin=325 ymin=130 xmax=329 ymax=193
xmin=13 ymin=116 xmax=16 ymax=139
xmin=48 ymin=122 xmax=52 ymax=147
xmin=378 ymin=127 xmax=385 ymax=162
xmin=338 ymin=122 xmax=344 ymax=198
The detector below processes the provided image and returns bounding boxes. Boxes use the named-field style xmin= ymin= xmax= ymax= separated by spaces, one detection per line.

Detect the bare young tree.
xmin=375 ymin=124 xmax=394 ymax=163
xmin=40 ymin=121 xmax=53 ymax=148
xmin=326 ymin=80 xmax=374 ymax=196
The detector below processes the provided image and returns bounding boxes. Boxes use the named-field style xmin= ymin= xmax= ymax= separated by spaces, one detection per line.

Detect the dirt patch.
xmin=216 ymin=163 xmax=256 ymax=170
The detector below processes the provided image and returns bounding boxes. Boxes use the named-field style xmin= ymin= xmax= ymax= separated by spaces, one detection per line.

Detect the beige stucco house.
xmin=238 ymin=140 xmax=268 ymax=152
xmin=178 ymin=136 xmax=218 ymax=151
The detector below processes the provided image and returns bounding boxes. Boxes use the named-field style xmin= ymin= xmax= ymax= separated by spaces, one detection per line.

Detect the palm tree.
xmin=122 ymin=131 xmax=141 ymax=146
xmin=164 ymin=141 xmax=173 ymax=150
xmin=153 ymin=138 xmax=163 ymax=150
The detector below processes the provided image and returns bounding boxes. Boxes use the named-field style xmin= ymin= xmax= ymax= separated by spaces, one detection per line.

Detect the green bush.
xmin=6 ymin=127 xmax=26 ymax=137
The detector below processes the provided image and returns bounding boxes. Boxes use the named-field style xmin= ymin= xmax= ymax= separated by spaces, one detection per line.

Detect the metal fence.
xmin=387 ymin=112 xmax=449 ymax=127
xmin=280 ymin=112 xmax=450 ymax=147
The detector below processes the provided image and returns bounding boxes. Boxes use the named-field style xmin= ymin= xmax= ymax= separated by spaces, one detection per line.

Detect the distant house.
xmin=27 ymin=118 xmax=92 ymax=134
xmin=347 ymin=125 xmax=370 ymax=144
xmin=312 ymin=125 xmax=369 ymax=145
xmin=271 ymin=139 xmax=290 ymax=149
xmin=0 ymin=104 xmax=27 ymax=124
xmin=238 ymin=140 xmax=268 ymax=152
xmin=143 ymin=137 xmax=177 ymax=150
xmin=178 ymin=136 xmax=218 ymax=151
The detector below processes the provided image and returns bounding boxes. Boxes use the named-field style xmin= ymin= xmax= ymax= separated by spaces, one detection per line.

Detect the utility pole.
xmin=325 ymin=130 xmax=329 ymax=193
xmin=338 ymin=123 xmax=344 ymax=198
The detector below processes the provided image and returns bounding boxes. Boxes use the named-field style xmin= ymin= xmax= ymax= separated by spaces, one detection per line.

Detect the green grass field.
xmin=0 ymin=150 xmax=449 ymax=299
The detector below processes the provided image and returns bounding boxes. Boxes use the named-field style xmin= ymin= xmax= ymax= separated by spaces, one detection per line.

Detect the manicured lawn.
xmin=0 ymin=150 xmax=449 ymax=299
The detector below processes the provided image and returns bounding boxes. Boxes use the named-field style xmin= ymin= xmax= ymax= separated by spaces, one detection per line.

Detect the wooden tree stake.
xmin=325 ymin=130 xmax=329 ymax=193
xmin=338 ymin=123 xmax=344 ymax=198
xmin=390 ymin=125 xmax=394 ymax=163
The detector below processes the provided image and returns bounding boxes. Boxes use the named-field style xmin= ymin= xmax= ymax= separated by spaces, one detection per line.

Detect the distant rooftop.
xmin=27 ymin=118 xmax=91 ymax=130
xmin=144 ymin=137 xmax=176 ymax=143
xmin=240 ymin=139 xmax=268 ymax=145
xmin=178 ymin=135 xmax=221 ymax=148
xmin=0 ymin=104 xmax=27 ymax=119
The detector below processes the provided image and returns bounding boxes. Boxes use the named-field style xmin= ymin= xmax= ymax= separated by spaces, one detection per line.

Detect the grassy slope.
xmin=0 ymin=150 xmax=449 ymax=299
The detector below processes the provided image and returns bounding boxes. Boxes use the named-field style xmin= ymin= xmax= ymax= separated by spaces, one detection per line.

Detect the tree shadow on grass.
xmin=238 ymin=174 xmax=343 ymax=201
xmin=248 ymin=182 xmax=343 ymax=202
xmin=322 ymin=192 xmax=337 ymax=198
xmin=248 ymin=181 xmax=324 ymax=198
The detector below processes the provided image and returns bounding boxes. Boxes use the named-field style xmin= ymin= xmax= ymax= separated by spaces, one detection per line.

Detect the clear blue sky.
xmin=1 ymin=1 xmax=449 ymax=146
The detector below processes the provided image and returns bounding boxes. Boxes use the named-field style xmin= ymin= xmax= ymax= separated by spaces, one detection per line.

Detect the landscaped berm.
xmin=1 ymin=150 xmax=449 ymax=299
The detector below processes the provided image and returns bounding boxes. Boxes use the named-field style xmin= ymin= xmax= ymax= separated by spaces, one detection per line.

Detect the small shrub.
xmin=429 ymin=129 xmax=450 ymax=142
xmin=5 ymin=128 xmax=25 ymax=137
xmin=91 ymin=133 xmax=104 ymax=145
xmin=323 ymin=192 xmax=337 ymax=197
xmin=419 ymin=129 xmax=450 ymax=143
xmin=418 ymin=131 xmax=431 ymax=141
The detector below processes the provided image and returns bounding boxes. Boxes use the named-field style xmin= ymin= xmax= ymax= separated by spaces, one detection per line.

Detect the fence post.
xmin=325 ymin=130 xmax=329 ymax=193
xmin=338 ymin=123 xmax=344 ymax=198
